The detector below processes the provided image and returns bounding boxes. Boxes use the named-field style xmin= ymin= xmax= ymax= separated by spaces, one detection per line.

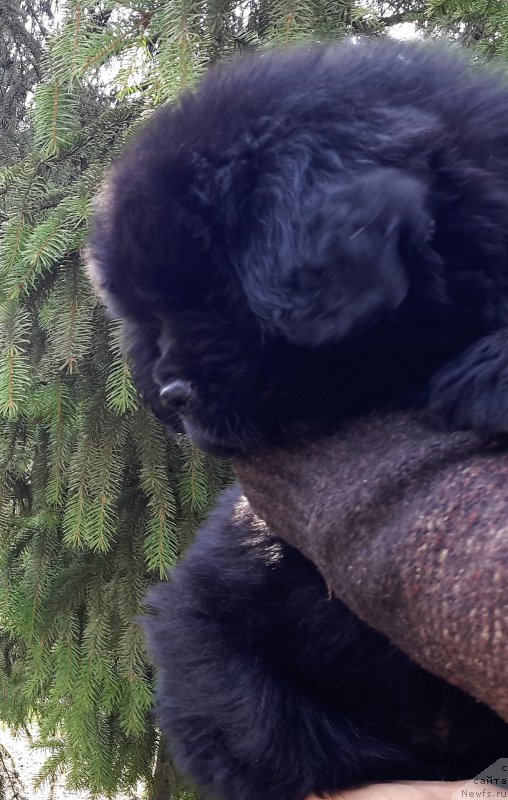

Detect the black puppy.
xmin=89 ymin=40 xmax=508 ymax=455
xmin=88 ymin=40 xmax=508 ymax=800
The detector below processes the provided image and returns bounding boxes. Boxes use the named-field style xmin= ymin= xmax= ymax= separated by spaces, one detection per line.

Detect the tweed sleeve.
xmin=235 ymin=413 xmax=508 ymax=721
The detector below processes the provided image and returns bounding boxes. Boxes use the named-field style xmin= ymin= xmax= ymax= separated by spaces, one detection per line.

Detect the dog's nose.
xmin=159 ymin=379 xmax=192 ymax=412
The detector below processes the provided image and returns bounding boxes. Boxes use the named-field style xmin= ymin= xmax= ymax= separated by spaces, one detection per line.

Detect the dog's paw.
xmin=428 ymin=330 xmax=508 ymax=435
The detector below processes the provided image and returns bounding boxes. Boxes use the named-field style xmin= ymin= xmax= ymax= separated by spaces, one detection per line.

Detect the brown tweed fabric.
xmin=234 ymin=413 xmax=508 ymax=721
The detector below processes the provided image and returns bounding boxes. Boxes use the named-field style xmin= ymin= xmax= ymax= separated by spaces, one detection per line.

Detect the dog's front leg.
xmin=428 ymin=328 xmax=508 ymax=436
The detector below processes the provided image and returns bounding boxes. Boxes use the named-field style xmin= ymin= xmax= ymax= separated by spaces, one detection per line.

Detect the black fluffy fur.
xmin=88 ymin=40 xmax=508 ymax=800
xmin=144 ymin=489 xmax=508 ymax=800
xmin=89 ymin=40 xmax=508 ymax=454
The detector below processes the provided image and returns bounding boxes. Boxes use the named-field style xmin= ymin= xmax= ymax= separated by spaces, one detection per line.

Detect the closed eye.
xmin=124 ymin=318 xmax=162 ymax=362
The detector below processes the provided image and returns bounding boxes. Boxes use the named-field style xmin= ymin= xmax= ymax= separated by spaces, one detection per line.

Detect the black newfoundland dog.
xmin=88 ymin=40 xmax=508 ymax=800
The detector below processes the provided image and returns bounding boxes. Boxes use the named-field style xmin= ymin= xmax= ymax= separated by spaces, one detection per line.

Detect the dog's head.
xmin=87 ymin=45 xmax=444 ymax=454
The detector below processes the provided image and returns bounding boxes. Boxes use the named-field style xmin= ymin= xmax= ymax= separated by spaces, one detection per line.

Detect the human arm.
xmin=235 ymin=412 xmax=508 ymax=721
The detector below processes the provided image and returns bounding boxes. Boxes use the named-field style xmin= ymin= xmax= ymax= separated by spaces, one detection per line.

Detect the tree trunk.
xmin=151 ymin=737 xmax=173 ymax=800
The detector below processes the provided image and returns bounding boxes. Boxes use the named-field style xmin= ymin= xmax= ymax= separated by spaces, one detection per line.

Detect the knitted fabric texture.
xmin=235 ymin=413 xmax=508 ymax=721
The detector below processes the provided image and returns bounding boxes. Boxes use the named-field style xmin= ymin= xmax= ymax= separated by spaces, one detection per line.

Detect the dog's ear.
xmin=238 ymin=167 xmax=435 ymax=346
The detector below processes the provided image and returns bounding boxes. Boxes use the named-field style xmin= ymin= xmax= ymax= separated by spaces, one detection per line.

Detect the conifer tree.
xmin=1 ymin=0 xmax=500 ymax=797
xmin=423 ymin=0 xmax=508 ymax=58
xmin=0 ymin=2 xmax=233 ymax=794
